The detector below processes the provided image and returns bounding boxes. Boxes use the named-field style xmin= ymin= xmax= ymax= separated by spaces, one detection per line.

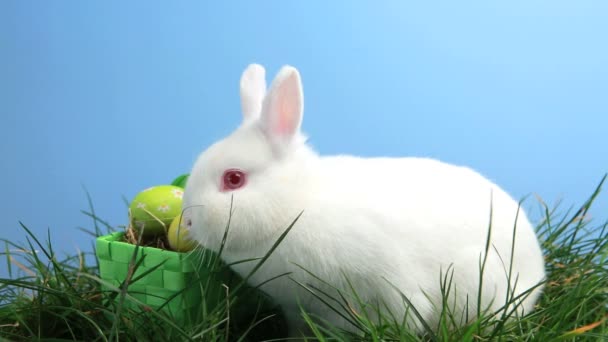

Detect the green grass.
xmin=1 ymin=176 xmax=607 ymax=341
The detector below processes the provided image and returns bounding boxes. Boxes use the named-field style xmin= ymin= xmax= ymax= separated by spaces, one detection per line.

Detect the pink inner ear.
xmin=261 ymin=67 xmax=302 ymax=141
xmin=276 ymin=97 xmax=296 ymax=135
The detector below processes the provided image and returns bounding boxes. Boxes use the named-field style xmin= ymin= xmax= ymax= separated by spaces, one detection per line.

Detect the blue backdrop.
xmin=2 ymin=1 xmax=607 ymax=276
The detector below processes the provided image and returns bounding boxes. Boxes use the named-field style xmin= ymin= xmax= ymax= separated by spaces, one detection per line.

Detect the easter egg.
xmin=129 ymin=185 xmax=184 ymax=236
xmin=167 ymin=215 xmax=198 ymax=252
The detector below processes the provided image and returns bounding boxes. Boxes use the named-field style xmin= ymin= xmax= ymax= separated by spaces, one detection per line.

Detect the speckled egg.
xmin=129 ymin=185 xmax=184 ymax=236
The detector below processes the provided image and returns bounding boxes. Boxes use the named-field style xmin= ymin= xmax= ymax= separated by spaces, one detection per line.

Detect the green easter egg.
xmin=167 ymin=215 xmax=198 ymax=252
xmin=129 ymin=185 xmax=184 ymax=236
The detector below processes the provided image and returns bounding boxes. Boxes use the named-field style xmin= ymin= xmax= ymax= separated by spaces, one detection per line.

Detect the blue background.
xmin=1 ymin=1 xmax=607 ymax=276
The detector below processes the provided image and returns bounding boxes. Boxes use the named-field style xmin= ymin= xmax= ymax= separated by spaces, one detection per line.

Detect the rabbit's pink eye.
xmin=221 ymin=169 xmax=247 ymax=191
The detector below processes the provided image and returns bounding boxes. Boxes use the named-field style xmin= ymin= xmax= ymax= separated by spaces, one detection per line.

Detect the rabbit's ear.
xmin=240 ymin=64 xmax=266 ymax=122
xmin=259 ymin=65 xmax=303 ymax=146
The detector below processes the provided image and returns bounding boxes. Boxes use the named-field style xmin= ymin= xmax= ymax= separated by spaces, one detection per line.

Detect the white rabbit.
xmin=182 ymin=63 xmax=546 ymax=337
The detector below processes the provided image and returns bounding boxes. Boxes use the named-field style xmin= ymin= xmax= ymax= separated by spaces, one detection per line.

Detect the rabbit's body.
xmin=183 ymin=64 xmax=546 ymax=337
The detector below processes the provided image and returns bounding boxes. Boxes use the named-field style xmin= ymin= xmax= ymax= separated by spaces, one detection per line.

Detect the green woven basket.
xmin=96 ymin=231 xmax=226 ymax=322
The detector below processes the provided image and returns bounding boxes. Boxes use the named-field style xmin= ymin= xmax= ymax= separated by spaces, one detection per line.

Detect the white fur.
xmin=183 ymin=64 xmax=546 ymax=337
xmin=239 ymin=63 xmax=266 ymax=122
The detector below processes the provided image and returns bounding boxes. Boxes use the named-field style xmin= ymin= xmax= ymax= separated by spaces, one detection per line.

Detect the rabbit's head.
xmin=182 ymin=64 xmax=315 ymax=252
